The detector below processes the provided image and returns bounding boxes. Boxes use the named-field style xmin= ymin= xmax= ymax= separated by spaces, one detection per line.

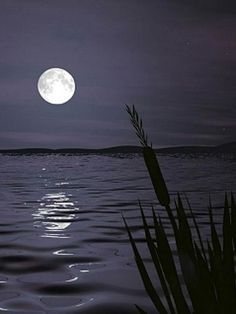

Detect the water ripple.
xmin=0 ymin=154 xmax=235 ymax=313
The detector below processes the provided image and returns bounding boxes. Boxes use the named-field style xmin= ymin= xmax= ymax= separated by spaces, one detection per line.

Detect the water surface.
xmin=0 ymin=154 xmax=235 ymax=313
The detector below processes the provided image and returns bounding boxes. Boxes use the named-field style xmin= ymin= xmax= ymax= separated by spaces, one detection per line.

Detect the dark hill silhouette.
xmin=0 ymin=142 xmax=235 ymax=155
xmin=0 ymin=146 xmax=142 ymax=155
xmin=215 ymin=141 xmax=236 ymax=152
xmin=156 ymin=142 xmax=236 ymax=154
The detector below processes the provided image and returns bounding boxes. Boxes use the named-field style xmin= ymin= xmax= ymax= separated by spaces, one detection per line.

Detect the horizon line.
xmin=0 ymin=141 xmax=235 ymax=152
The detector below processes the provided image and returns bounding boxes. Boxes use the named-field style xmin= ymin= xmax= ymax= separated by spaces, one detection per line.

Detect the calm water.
xmin=0 ymin=154 xmax=235 ymax=314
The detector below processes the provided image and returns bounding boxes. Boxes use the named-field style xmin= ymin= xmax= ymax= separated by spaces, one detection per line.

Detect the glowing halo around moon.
xmin=37 ymin=68 xmax=76 ymax=105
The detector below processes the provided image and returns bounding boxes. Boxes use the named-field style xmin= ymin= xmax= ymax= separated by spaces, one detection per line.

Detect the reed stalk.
xmin=126 ymin=105 xmax=170 ymax=207
xmin=124 ymin=105 xmax=236 ymax=314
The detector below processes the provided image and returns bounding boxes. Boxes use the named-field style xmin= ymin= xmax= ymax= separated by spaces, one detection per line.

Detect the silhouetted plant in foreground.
xmin=123 ymin=105 xmax=236 ymax=314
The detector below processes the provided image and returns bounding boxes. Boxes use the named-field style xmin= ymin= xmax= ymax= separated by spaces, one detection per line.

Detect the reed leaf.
xmin=139 ymin=202 xmax=176 ymax=314
xmin=231 ymin=192 xmax=236 ymax=252
xmin=194 ymin=242 xmax=219 ymax=314
xmin=221 ymin=194 xmax=236 ymax=313
xmin=164 ymin=204 xmax=178 ymax=236
xmin=175 ymin=194 xmax=195 ymax=260
xmin=208 ymin=241 xmax=225 ymax=314
xmin=135 ymin=305 xmax=149 ymax=314
xmin=184 ymin=194 xmax=207 ymax=263
xmin=175 ymin=237 xmax=201 ymax=313
xmin=174 ymin=196 xmax=204 ymax=313
xmin=124 ymin=105 xmax=236 ymax=314
xmin=122 ymin=215 xmax=168 ymax=314
xmin=152 ymin=208 xmax=190 ymax=314
xmin=208 ymin=202 xmax=222 ymax=261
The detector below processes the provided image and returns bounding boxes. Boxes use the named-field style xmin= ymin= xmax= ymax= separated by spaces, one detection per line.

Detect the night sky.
xmin=0 ymin=0 xmax=236 ymax=149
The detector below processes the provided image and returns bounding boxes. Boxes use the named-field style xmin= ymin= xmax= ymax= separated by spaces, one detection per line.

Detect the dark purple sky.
xmin=0 ymin=0 xmax=236 ymax=148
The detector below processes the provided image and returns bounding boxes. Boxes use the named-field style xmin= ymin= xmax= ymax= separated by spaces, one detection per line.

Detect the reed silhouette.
xmin=123 ymin=105 xmax=236 ymax=314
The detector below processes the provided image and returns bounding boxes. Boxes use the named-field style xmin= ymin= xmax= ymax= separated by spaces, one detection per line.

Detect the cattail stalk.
xmin=126 ymin=104 xmax=170 ymax=207
xmin=143 ymin=146 xmax=170 ymax=206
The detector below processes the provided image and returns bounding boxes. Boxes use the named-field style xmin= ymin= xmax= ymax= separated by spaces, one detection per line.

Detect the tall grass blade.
xmin=165 ymin=204 xmax=178 ymax=236
xmin=184 ymin=193 xmax=207 ymax=263
xmin=135 ymin=305 xmax=149 ymax=314
xmin=125 ymin=105 xmax=236 ymax=314
xmin=208 ymin=201 xmax=222 ymax=260
xmin=152 ymin=208 xmax=190 ymax=314
xmin=174 ymin=197 xmax=207 ymax=313
xmin=222 ymin=194 xmax=236 ymax=313
xmin=194 ymin=242 xmax=220 ymax=314
xmin=175 ymin=194 xmax=195 ymax=260
xmin=208 ymin=242 xmax=225 ymax=313
xmin=139 ymin=202 xmax=176 ymax=314
xmin=231 ymin=192 xmax=236 ymax=252
xmin=122 ymin=215 xmax=168 ymax=314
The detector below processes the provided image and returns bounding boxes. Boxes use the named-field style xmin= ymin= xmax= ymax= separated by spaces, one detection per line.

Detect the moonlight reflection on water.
xmin=0 ymin=155 xmax=235 ymax=313
xmin=33 ymin=191 xmax=79 ymax=238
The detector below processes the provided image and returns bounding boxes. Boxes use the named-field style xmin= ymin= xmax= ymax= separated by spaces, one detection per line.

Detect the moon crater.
xmin=37 ymin=68 xmax=76 ymax=105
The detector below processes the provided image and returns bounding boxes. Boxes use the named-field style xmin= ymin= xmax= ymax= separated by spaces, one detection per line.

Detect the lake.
xmin=0 ymin=154 xmax=235 ymax=313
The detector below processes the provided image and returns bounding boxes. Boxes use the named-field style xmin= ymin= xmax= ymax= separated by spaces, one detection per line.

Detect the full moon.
xmin=37 ymin=68 xmax=75 ymax=104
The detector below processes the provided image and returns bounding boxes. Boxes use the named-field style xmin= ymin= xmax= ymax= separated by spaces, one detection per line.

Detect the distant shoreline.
xmin=0 ymin=142 xmax=235 ymax=155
